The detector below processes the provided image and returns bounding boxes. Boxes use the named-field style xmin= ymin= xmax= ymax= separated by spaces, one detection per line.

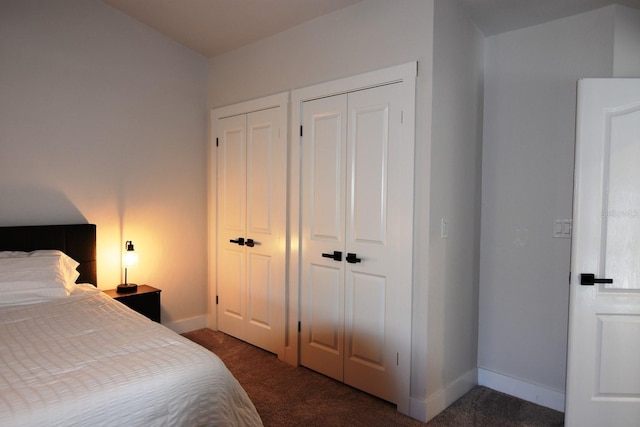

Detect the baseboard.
xmin=477 ymin=368 xmax=565 ymax=412
xmin=164 ymin=314 xmax=208 ymax=334
xmin=410 ymin=368 xmax=478 ymax=423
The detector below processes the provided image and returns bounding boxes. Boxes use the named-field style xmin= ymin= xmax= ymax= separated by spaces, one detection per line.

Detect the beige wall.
xmin=0 ymin=0 xmax=209 ymax=329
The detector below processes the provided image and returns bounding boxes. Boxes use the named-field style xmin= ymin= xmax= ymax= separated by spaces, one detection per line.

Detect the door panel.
xmin=596 ymin=315 xmax=640 ymax=395
xmin=307 ymin=263 xmax=344 ymax=380
xmin=248 ymin=121 xmax=274 ymax=234
xmin=347 ymin=271 xmax=386 ymax=368
xmin=218 ymin=248 xmax=244 ymax=317
xmin=247 ymin=252 xmax=272 ymax=328
xmin=602 ymin=107 xmax=640 ymax=290
xmin=311 ymin=109 xmax=346 ymax=240
xmin=566 ymin=79 xmax=640 ymax=426
xmin=350 ymin=102 xmax=388 ymax=244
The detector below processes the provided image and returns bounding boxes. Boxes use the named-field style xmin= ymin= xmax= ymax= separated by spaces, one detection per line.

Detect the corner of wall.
xmin=613 ymin=4 xmax=640 ymax=77
xmin=410 ymin=368 xmax=477 ymax=423
xmin=478 ymin=368 xmax=565 ymax=412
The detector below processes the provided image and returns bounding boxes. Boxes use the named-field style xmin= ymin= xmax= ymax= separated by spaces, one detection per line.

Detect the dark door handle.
xmin=322 ymin=251 xmax=342 ymax=261
xmin=246 ymin=238 xmax=255 ymax=247
xmin=580 ymin=273 xmax=613 ymax=286
xmin=346 ymin=253 xmax=361 ymax=264
xmin=230 ymin=237 xmax=245 ymax=246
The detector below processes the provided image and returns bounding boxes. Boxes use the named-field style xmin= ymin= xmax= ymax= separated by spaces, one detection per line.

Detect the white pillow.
xmin=0 ymin=256 xmax=70 ymax=306
xmin=29 ymin=250 xmax=81 ymax=290
xmin=0 ymin=250 xmax=81 ymax=295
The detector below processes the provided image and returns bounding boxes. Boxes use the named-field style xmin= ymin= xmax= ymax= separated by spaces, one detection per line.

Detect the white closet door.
xmin=300 ymin=82 xmax=412 ymax=404
xmin=217 ymin=114 xmax=247 ymax=340
xmin=343 ymin=83 xmax=409 ymax=403
xmin=300 ymin=94 xmax=348 ymax=380
xmin=244 ymin=108 xmax=286 ymax=354
xmin=217 ymin=106 xmax=286 ymax=356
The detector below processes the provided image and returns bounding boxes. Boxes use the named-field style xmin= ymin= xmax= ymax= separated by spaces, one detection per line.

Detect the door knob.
xmin=580 ymin=273 xmax=613 ymax=286
xmin=322 ymin=251 xmax=342 ymax=261
xmin=346 ymin=253 xmax=361 ymax=263
xmin=230 ymin=237 xmax=245 ymax=246
xmin=246 ymin=238 xmax=255 ymax=247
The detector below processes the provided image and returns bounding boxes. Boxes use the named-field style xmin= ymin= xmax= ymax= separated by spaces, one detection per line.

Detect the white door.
xmin=566 ymin=79 xmax=640 ymax=426
xmin=217 ymin=106 xmax=286 ymax=357
xmin=299 ymin=93 xmax=347 ymax=381
xmin=300 ymin=82 xmax=413 ymax=404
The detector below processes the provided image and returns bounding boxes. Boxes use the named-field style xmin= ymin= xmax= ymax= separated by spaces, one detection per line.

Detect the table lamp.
xmin=117 ymin=240 xmax=139 ymax=293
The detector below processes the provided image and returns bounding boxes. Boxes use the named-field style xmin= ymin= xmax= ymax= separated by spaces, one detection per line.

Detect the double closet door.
xmin=215 ymin=98 xmax=286 ymax=358
xmin=299 ymin=82 xmax=414 ymax=404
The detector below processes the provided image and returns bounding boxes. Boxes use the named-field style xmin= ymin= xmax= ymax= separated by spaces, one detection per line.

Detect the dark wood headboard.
xmin=0 ymin=224 xmax=97 ymax=286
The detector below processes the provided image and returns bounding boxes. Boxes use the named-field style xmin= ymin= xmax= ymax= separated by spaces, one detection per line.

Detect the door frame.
xmin=208 ymin=92 xmax=289 ymax=336
xmin=288 ymin=62 xmax=417 ymax=414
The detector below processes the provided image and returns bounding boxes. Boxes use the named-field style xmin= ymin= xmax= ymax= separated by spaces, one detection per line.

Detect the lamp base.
xmin=116 ymin=283 xmax=138 ymax=294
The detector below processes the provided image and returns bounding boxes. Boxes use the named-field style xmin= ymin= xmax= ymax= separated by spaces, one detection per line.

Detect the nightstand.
xmin=104 ymin=285 xmax=161 ymax=323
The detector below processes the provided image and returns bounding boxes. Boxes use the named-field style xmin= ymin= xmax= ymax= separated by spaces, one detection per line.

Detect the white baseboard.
xmin=477 ymin=368 xmax=565 ymax=412
xmin=163 ymin=314 xmax=208 ymax=334
xmin=410 ymin=368 xmax=478 ymax=423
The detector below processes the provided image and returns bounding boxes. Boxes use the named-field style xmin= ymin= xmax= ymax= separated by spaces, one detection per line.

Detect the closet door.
xmin=300 ymin=82 xmax=412 ymax=404
xmin=217 ymin=114 xmax=247 ymax=340
xmin=217 ymin=106 xmax=286 ymax=357
xmin=300 ymin=94 xmax=348 ymax=380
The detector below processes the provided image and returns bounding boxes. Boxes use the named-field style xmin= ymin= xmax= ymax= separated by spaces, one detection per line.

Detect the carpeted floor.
xmin=182 ymin=328 xmax=565 ymax=426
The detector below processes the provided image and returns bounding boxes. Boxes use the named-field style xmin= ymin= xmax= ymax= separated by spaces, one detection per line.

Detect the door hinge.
xmin=298 ymin=321 xmax=301 ymax=333
xmin=216 ymin=295 xmax=219 ymax=305
xmin=397 ymin=352 xmax=399 ymax=366
xmin=216 ymin=137 xmax=219 ymax=147
xmin=300 ymin=125 xmax=303 ymax=137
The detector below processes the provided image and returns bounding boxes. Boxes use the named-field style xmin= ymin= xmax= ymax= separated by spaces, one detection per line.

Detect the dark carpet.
xmin=182 ymin=328 xmax=564 ymax=426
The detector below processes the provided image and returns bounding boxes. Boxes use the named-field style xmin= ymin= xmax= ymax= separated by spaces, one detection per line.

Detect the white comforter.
xmin=0 ymin=286 xmax=263 ymax=426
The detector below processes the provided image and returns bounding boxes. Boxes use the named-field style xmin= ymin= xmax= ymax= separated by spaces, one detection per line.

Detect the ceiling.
xmin=102 ymin=0 xmax=364 ymax=57
xmin=102 ymin=0 xmax=640 ymax=58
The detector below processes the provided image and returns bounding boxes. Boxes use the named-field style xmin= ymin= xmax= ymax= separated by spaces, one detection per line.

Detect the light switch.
xmin=553 ymin=219 xmax=572 ymax=238
xmin=441 ymin=218 xmax=448 ymax=239
xmin=554 ymin=220 xmax=563 ymax=236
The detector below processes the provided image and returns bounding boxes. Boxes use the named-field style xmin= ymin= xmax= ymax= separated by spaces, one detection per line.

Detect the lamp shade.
xmin=122 ymin=240 xmax=138 ymax=268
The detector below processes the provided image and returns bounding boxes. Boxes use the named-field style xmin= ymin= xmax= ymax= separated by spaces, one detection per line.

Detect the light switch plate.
xmin=441 ymin=218 xmax=448 ymax=239
xmin=553 ymin=219 xmax=572 ymax=238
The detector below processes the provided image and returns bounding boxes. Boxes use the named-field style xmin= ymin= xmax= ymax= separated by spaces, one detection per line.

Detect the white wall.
xmin=0 ymin=0 xmax=209 ymax=329
xmin=479 ymin=6 xmax=615 ymax=409
xmin=424 ymin=0 xmax=484 ymax=417
xmin=614 ymin=5 xmax=640 ymax=77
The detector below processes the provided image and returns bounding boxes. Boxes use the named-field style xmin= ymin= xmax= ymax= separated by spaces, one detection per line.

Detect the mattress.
xmin=0 ymin=285 xmax=263 ymax=426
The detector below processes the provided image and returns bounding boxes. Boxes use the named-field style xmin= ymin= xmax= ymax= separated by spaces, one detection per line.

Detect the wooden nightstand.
xmin=104 ymin=285 xmax=161 ymax=323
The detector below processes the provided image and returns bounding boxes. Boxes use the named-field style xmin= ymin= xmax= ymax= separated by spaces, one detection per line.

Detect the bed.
xmin=0 ymin=224 xmax=262 ymax=426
